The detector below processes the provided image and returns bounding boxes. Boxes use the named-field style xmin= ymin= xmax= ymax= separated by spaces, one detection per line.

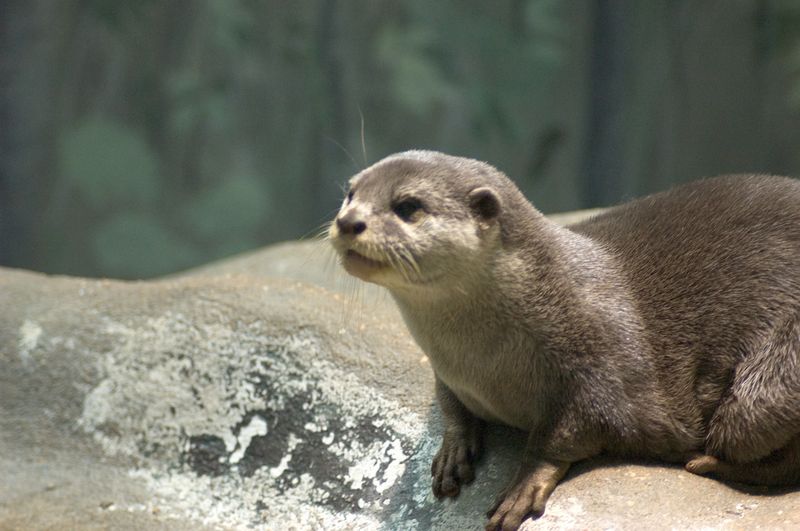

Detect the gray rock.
xmin=1 ymin=208 xmax=799 ymax=530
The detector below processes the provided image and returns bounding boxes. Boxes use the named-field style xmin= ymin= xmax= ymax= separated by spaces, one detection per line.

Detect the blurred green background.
xmin=3 ymin=0 xmax=800 ymax=279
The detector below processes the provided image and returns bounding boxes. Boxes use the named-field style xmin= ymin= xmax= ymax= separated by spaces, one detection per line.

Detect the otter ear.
xmin=468 ymin=187 xmax=501 ymax=221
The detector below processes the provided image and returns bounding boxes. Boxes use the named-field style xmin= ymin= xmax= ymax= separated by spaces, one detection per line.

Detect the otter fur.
xmin=328 ymin=150 xmax=800 ymax=531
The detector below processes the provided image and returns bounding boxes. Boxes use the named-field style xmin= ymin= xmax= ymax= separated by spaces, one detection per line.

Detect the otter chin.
xmin=340 ymin=249 xmax=390 ymax=280
xmin=329 ymin=150 xmax=800 ymax=531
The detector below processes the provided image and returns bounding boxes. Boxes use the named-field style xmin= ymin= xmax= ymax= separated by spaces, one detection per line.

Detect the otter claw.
xmin=485 ymin=482 xmax=547 ymax=531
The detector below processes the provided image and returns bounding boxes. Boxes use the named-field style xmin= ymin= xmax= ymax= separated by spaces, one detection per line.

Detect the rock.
xmin=1 ymin=208 xmax=799 ymax=530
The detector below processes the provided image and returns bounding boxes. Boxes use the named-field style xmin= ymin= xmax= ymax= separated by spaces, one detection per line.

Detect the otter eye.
xmin=346 ymin=190 xmax=354 ymax=203
xmin=393 ymin=199 xmax=423 ymax=222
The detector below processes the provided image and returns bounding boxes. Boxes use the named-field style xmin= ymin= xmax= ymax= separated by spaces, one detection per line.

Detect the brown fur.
xmin=329 ymin=151 xmax=800 ymax=531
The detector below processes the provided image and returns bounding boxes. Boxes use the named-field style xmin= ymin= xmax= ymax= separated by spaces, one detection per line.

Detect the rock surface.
xmin=1 ymin=208 xmax=799 ymax=530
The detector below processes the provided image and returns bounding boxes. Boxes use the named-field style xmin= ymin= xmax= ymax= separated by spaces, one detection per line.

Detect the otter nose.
xmin=336 ymin=212 xmax=367 ymax=235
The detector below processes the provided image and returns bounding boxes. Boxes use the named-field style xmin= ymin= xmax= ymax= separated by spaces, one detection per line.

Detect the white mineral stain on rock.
xmin=375 ymin=439 xmax=408 ymax=493
xmin=75 ymin=311 xmax=426 ymax=528
xmin=304 ymin=421 xmax=321 ymax=432
xmin=129 ymin=466 xmax=383 ymax=530
xmin=346 ymin=450 xmax=383 ymax=491
xmin=270 ymin=433 xmax=302 ymax=478
xmin=18 ymin=319 xmax=42 ymax=366
xmin=229 ymin=415 xmax=268 ymax=464
xmin=344 ymin=438 xmax=409 ymax=494
xmin=222 ymin=432 xmax=237 ymax=454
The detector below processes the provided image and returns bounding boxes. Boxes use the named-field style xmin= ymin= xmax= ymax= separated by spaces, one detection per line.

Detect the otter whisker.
xmin=320 ymin=244 xmax=341 ymax=282
xmin=314 ymin=221 xmax=334 ymax=241
xmin=302 ymin=213 xmax=339 ymax=241
xmin=386 ymin=247 xmax=411 ymax=282
xmin=325 ymin=136 xmax=362 ymax=172
xmin=393 ymin=247 xmax=416 ymax=283
xmin=358 ymin=105 xmax=368 ymax=167
xmin=341 ymin=271 xmax=366 ymax=326
xmin=395 ymin=248 xmax=419 ymax=282
xmin=400 ymin=247 xmax=423 ymax=279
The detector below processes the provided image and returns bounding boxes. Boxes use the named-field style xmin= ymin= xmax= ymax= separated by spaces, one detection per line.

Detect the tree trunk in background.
xmin=655 ymin=1 xmax=765 ymax=186
xmin=580 ymin=0 xmax=790 ymax=208
xmin=0 ymin=1 xmax=12 ymax=265
xmin=0 ymin=1 xmax=35 ymax=267
xmin=581 ymin=0 xmax=627 ymax=208
xmin=311 ymin=0 xmax=351 ymax=228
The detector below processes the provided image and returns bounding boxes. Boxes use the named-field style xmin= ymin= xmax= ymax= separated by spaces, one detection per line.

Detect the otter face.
xmin=328 ymin=152 xmax=502 ymax=293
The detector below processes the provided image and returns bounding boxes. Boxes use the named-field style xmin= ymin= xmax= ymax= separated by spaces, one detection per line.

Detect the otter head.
xmin=329 ymin=151 xmax=509 ymax=296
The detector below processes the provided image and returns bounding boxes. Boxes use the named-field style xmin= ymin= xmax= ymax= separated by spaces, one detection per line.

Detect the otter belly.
xmin=433 ymin=361 xmax=540 ymax=431
xmin=450 ymin=385 xmax=506 ymax=425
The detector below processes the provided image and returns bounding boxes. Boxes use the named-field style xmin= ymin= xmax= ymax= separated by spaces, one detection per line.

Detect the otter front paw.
xmin=485 ymin=459 xmax=569 ymax=531
xmin=485 ymin=479 xmax=547 ymax=531
xmin=431 ymin=429 xmax=482 ymax=498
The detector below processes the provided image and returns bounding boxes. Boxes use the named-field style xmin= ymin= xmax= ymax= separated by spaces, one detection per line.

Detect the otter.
xmin=328 ymin=150 xmax=800 ymax=531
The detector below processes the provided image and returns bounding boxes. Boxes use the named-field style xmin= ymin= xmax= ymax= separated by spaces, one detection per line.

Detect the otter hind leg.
xmin=704 ymin=316 xmax=800 ymax=465
xmin=691 ymin=316 xmax=800 ymax=485
xmin=686 ymin=436 xmax=800 ymax=486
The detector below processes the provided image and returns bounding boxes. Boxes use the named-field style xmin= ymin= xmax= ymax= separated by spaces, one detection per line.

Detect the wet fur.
xmin=330 ymin=151 xmax=800 ymax=529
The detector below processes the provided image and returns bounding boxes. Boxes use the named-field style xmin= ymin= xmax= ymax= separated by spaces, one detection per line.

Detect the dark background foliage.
xmin=3 ymin=0 xmax=800 ymax=278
